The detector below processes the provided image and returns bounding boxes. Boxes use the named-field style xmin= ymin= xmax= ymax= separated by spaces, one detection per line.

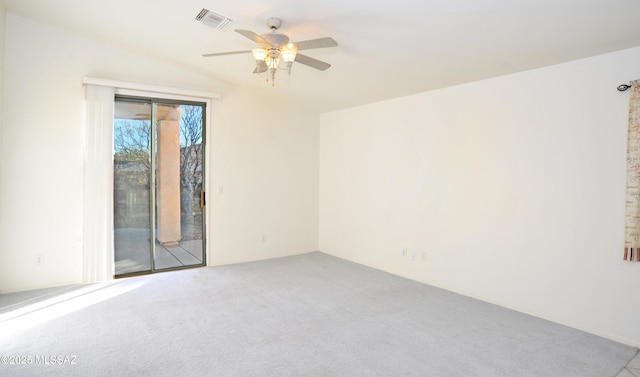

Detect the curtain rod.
xmin=618 ymin=83 xmax=633 ymax=91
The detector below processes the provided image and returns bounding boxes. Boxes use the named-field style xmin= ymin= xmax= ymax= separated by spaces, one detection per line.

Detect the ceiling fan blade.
xmin=202 ymin=50 xmax=251 ymax=57
xmin=235 ymin=29 xmax=270 ymax=47
xmin=295 ymin=53 xmax=331 ymax=71
xmin=293 ymin=37 xmax=338 ymax=51
xmin=252 ymin=60 xmax=268 ymax=74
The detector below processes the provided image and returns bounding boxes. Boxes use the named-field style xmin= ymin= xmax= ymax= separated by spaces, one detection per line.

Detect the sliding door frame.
xmin=113 ymin=94 xmax=208 ymax=278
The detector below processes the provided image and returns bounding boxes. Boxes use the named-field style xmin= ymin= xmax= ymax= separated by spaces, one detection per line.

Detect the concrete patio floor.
xmin=114 ymin=228 xmax=204 ymax=275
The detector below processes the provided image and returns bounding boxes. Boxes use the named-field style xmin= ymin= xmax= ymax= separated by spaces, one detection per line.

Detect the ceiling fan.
xmin=202 ymin=17 xmax=338 ymax=86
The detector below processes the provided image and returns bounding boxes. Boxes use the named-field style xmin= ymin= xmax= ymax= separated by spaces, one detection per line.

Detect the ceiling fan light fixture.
xmin=280 ymin=47 xmax=296 ymax=75
xmin=266 ymin=57 xmax=279 ymax=69
xmin=252 ymin=48 xmax=267 ymax=61
xmin=281 ymin=47 xmax=297 ymax=63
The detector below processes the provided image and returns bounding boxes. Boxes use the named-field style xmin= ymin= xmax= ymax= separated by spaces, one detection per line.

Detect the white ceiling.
xmin=4 ymin=0 xmax=640 ymax=112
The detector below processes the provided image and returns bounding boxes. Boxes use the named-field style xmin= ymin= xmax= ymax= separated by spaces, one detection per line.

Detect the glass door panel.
xmin=113 ymin=101 xmax=153 ymax=275
xmin=154 ymin=103 xmax=205 ymax=270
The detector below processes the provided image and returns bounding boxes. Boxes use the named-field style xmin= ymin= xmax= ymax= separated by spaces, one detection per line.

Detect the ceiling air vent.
xmin=195 ymin=9 xmax=233 ymax=31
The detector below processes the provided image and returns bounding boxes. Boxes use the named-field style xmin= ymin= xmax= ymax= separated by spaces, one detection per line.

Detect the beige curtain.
xmin=624 ymin=79 xmax=640 ymax=261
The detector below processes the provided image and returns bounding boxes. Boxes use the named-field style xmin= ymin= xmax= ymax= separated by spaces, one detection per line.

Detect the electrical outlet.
xmin=402 ymin=247 xmax=408 ymax=257
xmin=410 ymin=251 xmax=416 ymax=261
xmin=421 ymin=252 xmax=427 ymax=262
xmin=261 ymin=234 xmax=267 ymax=242
xmin=35 ymin=255 xmax=44 ymax=265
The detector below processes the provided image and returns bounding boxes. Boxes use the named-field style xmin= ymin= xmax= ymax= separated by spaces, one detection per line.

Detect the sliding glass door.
xmin=113 ymin=97 xmax=206 ymax=276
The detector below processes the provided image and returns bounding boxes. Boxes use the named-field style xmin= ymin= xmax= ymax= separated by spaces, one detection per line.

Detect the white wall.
xmin=319 ymin=46 xmax=640 ymax=346
xmin=0 ymin=13 xmax=319 ymax=293
xmin=208 ymin=87 xmax=319 ymax=266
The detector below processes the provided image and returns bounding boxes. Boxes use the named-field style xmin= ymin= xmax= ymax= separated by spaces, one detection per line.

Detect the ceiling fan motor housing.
xmin=261 ymin=33 xmax=290 ymax=50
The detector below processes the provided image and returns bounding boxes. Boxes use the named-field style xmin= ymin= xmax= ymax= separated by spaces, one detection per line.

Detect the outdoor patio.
xmin=114 ymin=228 xmax=204 ymax=275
